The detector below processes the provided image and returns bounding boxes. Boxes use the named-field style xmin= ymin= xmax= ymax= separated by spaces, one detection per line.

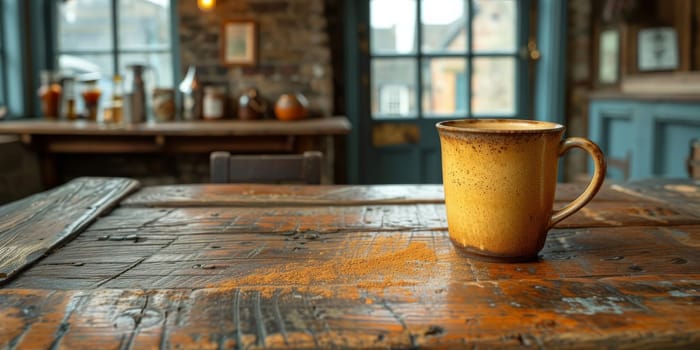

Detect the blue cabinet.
xmin=589 ymin=99 xmax=700 ymax=180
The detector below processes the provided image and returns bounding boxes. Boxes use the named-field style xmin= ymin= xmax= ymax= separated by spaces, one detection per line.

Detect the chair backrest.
xmin=210 ymin=151 xmax=323 ymax=184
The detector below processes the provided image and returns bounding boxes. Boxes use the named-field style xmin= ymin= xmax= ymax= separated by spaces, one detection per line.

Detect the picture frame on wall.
xmin=598 ymin=28 xmax=620 ymax=84
xmin=221 ymin=20 xmax=258 ymax=66
xmin=637 ymin=27 xmax=679 ymax=72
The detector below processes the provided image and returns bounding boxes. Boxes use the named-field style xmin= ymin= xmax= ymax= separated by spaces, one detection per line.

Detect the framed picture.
xmin=598 ymin=28 xmax=620 ymax=84
xmin=221 ymin=20 xmax=257 ymax=66
xmin=637 ymin=27 xmax=679 ymax=72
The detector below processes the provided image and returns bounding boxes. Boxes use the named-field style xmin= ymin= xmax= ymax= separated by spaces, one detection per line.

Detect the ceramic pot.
xmin=238 ymin=88 xmax=267 ymax=120
xmin=274 ymin=93 xmax=309 ymax=121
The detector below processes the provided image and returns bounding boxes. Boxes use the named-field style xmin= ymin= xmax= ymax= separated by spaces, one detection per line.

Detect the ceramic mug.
xmin=436 ymin=119 xmax=606 ymax=262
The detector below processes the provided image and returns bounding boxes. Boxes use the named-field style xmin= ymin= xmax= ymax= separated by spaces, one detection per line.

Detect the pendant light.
xmin=197 ymin=0 xmax=215 ymax=11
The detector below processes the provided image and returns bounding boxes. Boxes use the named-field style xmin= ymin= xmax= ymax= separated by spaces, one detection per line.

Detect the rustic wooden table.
xmin=0 ymin=178 xmax=699 ymax=349
xmin=0 ymin=117 xmax=351 ymax=186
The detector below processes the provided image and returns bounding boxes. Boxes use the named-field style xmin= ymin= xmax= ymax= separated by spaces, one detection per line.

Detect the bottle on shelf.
xmin=126 ymin=64 xmax=149 ymax=123
xmin=38 ymin=70 xmax=62 ymax=119
xmin=103 ymin=74 xmax=124 ymax=124
xmin=179 ymin=66 xmax=202 ymax=120
xmin=61 ymin=76 xmax=77 ymax=120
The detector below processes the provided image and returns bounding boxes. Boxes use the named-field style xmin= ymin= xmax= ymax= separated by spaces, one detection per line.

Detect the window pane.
xmin=372 ymin=59 xmax=417 ymax=119
xmin=421 ymin=0 xmax=467 ymax=53
xmin=472 ymin=0 xmax=516 ymax=52
xmin=370 ymin=0 xmax=417 ymax=54
xmin=472 ymin=57 xmax=515 ymax=115
xmin=58 ymin=0 xmax=113 ymax=51
xmin=119 ymin=0 xmax=171 ymax=50
xmin=120 ymin=53 xmax=173 ymax=88
xmin=422 ymin=58 xmax=467 ymax=116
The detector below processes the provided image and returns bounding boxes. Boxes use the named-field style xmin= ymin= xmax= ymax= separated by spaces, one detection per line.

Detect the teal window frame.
xmin=367 ymin=0 xmax=531 ymax=121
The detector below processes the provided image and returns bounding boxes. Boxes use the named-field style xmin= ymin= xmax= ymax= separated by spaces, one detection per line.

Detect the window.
xmin=369 ymin=0 xmax=521 ymax=119
xmin=379 ymin=85 xmax=410 ymax=114
xmin=0 ymin=1 xmax=6 ymax=114
xmin=56 ymin=0 xmax=174 ymax=109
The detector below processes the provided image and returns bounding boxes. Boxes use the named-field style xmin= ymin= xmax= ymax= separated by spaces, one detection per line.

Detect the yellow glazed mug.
xmin=436 ymin=119 xmax=606 ymax=262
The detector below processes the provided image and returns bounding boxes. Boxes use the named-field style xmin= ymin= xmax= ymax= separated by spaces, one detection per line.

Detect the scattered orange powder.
xmin=212 ymin=238 xmax=438 ymax=298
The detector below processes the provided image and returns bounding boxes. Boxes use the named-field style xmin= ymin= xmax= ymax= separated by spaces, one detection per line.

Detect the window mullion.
xmin=415 ymin=0 xmax=422 ymax=119
xmin=111 ymin=0 xmax=119 ymax=75
xmin=466 ymin=0 xmax=473 ymax=118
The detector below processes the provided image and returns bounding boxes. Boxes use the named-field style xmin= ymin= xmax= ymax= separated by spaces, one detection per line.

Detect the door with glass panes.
xmin=357 ymin=0 xmax=530 ymax=184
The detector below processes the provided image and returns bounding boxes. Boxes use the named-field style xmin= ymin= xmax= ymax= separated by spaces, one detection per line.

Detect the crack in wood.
xmin=119 ymin=295 xmax=150 ymax=350
xmin=49 ymin=293 xmax=89 ymax=350
xmin=7 ymin=290 xmax=57 ymax=350
xmin=232 ymin=289 xmax=243 ymax=350
xmin=272 ymin=289 xmax=289 ymax=346
xmin=93 ymin=258 xmax=146 ymax=288
xmin=380 ymin=300 xmax=415 ymax=348
xmin=253 ymin=291 xmax=267 ymax=348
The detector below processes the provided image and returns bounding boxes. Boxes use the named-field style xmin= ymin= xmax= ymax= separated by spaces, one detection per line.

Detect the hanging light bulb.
xmin=197 ymin=0 xmax=215 ymax=11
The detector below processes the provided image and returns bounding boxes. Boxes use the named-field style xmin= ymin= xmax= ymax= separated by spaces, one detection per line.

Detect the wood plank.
xmin=7 ymin=224 xmax=698 ymax=290
xmin=88 ymin=200 xmax=700 ymax=240
xmin=1 ymin=276 xmax=699 ymax=349
xmin=0 ymin=177 xmax=139 ymax=285
xmin=121 ymin=183 xmax=640 ymax=208
xmin=0 ymin=117 xmax=351 ymax=136
xmin=613 ymin=179 xmax=700 ymax=213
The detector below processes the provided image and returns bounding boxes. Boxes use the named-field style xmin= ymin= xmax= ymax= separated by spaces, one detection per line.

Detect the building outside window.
xmin=56 ymin=0 xmax=174 ymax=110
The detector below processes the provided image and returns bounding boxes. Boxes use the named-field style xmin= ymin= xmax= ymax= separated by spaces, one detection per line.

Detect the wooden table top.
xmin=0 ymin=116 xmax=352 ymax=136
xmin=0 ymin=178 xmax=699 ymax=349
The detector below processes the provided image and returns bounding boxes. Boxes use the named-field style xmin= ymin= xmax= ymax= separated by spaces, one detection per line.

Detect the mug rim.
xmin=436 ymin=118 xmax=565 ymax=134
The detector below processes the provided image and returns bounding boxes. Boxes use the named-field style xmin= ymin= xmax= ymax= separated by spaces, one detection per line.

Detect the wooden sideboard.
xmin=588 ymin=93 xmax=700 ymax=181
xmin=0 ymin=117 xmax=351 ymax=187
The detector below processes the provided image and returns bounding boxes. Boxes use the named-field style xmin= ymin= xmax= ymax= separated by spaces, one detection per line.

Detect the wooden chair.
xmin=210 ymin=151 xmax=323 ymax=184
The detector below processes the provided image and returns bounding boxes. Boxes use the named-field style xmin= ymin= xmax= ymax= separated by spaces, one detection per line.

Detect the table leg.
xmin=39 ymin=154 xmax=58 ymax=189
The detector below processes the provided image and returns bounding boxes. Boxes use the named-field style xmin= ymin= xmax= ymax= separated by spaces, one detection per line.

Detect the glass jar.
xmin=153 ymin=88 xmax=175 ymax=122
xmin=203 ymin=86 xmax=226 ymax=120
xmin=38 ymin=70 xmax=62 ymax=119
xmin=81 ymin=79 xmax=102 ymax=121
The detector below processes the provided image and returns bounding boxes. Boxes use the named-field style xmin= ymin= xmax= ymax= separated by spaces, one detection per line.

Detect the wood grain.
xmin=2 ymin=180 xmax=700 ymax=349
xmin=121 ymin=182 xmax=642 ymax=208
xmin=1 ymin=276 xmax=699 ymax=349
xmin=7 ymin=222 xmax=699 ymax=290
xmin=0 ymin=177 xmax=139 ymax=284
xmin=613 ymin=179 xmax=700 ymax=213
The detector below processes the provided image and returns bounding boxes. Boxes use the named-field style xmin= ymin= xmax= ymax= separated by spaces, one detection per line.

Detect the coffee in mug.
xmin=436 ymin=119 xmax=606 ymax=262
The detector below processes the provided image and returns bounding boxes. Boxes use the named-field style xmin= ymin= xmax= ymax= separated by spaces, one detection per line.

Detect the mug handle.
xmin=549 ymin=137 xmax=607 ymax=229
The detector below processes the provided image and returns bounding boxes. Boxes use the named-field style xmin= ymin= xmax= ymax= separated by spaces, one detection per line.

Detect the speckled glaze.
xmin=437 ymin=119 xmax=606 ymax=262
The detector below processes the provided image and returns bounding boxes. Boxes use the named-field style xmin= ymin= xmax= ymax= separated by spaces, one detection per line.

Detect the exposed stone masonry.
xmin=178 ymin=0 xmax=334 ymax=118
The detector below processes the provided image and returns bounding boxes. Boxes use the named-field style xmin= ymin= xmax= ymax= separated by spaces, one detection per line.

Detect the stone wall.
xmin=178 ymin=0 xmax=335 ymax=118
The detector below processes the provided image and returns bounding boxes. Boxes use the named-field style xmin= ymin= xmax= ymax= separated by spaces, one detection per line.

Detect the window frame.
xmin=50 ymin=0 xmax=180 ymax=98
xmin=368 ymin=0 xmax=530 ymax=121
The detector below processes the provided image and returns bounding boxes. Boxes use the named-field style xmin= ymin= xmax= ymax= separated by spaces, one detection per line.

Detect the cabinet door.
xmin=588 ymin=101 xmax=637 ymax=181
xmin=650 ymin=103 xmax=700 ymax=178
xmin=590 ymin=100 xmax=700 ymax=180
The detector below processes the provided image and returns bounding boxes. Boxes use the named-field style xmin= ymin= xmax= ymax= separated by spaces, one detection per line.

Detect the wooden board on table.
xmin=0 ymin=177 xmax=139 ymax=285
xmin=122 ymin=183 xmax=640 ymax=208
xmin=1 ymin=276 xmax=699 ymax=349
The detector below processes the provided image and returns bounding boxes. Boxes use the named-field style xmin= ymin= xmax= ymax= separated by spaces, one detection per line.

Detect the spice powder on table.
xmin=213 ymin=237 xmax=438 ymax=297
